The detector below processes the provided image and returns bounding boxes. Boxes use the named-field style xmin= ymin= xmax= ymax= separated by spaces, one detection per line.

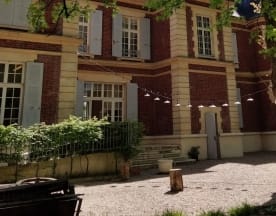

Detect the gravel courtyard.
xmin=74 ymin=152 xmax=276 ymax=216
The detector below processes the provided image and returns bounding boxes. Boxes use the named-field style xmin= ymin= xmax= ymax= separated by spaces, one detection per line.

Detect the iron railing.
xmin=0 ymin=122 xmax=142 ymax=164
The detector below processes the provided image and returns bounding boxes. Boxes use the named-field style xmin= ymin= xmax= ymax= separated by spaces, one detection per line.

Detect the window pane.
xmin=114 ymin=102 xmax=122 ymax=122
xmin=203 ymin=17 xmax=210 ymax=28
xmin=197 ymin=16 xmax=202 ymax=27
xmin=84 ymin=83 xmax=92 ymax=97
xmin=84 ymin=82 xmax=124 ymax=122
xmin=104 ymin=84 xmax=112 ymax=97
xmin=122 ymin=16 xmax=139 ymax=58
xmin=114 ymin=85 xmax=123 ymax=98
xmin=197 ymin=16 xmax=212 ymax=56
xmin=130 ymin=18 xmax=137 ymax=30
xmin=0 ymin=64 xmax=4 ymax=82
xmin=78 ymin=15 xmax=89 ymax=53
xmin=122 ymin=17 xmax=128 ymax=29
xmin=93 ymin=83 xmax=102 ymax=97
xmin=8 ymin=64 xmax=22 ymax=83
xmin=103 ymin=101 xmax=112 ymax=121
xmin=4 ymin=87 xmax=21 ymax=125
xmin=91 ymin=100 xmax=102 ymax=119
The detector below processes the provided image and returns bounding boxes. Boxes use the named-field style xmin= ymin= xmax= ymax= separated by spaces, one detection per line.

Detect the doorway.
xmin=205 ymin=112 xmax=220 ymax=159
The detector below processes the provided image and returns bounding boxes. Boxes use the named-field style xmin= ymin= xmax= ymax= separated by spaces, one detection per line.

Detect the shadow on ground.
xmin=70 ymin=151 xmax=276 ymax=187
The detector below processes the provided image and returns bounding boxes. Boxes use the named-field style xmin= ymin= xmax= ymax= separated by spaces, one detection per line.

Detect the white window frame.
xmin=0 ymin=62 xmax=24 ymax=125
xmin=83 ymin=82 xmax=125 ymax=122
xmin=122 ymin=16 xmax=140 ymax=58
xmin=196 ymin=15 xmax=213 ymax=57
xmin=78 ymin=14 xmax=89 ymax=54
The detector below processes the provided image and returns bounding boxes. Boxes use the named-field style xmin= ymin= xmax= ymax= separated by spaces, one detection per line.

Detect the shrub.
xmin=28 ymin=116 xmax=108 ymax=161
xmin=198 ymin=210 xmax=226 ymax=216
xmin=228 ymin=203 xmax=257 ymax=216
xmin=158 ymin=209 xmax=184 ymax=216
xmin=0 ymin=124 xmax=29 ymax=163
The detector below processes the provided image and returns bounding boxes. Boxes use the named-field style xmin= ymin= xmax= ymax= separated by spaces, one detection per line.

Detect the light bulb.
xmin=154 ymin=97 xmax=160 ymax=101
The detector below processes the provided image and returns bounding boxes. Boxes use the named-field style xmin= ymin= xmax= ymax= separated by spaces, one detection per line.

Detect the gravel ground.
xmin=73 ymin=152 xmax=276 ymax=216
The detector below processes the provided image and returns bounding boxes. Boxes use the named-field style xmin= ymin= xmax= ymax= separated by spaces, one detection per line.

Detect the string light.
xmin=154 ymin=97 xmax=160 ymax=101
xmin=209 ymin=104 xmax=216 ymax=108
xmin=93 ymin=61 xmax=273 ymax=108
xmin=246 ymin=97 xmax=254 ymax=102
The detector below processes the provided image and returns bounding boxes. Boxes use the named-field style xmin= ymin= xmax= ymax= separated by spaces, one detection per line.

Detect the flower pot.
xmin=120 ymin=160 xmax=130 ymax=180
xmin=158 ymin=159 xmax=173 ymax=173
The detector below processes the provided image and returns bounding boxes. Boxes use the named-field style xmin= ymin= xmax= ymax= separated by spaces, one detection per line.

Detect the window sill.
xmin=77 ymin=52 xmax=94 ymax=58
xmin=118 ymin=57 xmax=145 ymax=62
xmin=197 ymin=55 xmax=216 ymax=60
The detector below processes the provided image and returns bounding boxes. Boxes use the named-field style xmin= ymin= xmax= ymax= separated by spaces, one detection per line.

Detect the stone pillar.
xmin=226 ymin=65 xmax=241 ymax=133
xmin=171 ymin=59 xmax=191 ymax=135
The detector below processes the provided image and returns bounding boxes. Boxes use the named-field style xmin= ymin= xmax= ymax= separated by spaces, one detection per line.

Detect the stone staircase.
xmin=131 ymin=143 xmax=194 ymax=170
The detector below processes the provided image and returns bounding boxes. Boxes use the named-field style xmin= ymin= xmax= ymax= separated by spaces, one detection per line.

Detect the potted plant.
xmin=116 ymin=122 xmax=143 ymax=180
xmin=188 ymin=146 xmax=200 ymax=161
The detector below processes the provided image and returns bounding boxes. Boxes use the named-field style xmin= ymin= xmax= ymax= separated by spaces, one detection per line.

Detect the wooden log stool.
xmin=169 ymin=168 xmax=183 ymax=192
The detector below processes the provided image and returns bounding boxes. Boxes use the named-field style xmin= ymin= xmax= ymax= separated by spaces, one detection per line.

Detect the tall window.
xmin=78 ymin=15 xmax=89 ymax=53
xmin=83 ymin=83 xmax=124 ymax=122
xmin=196 ymin=16 xmax=212 ymax=57
xmin=0 ymin=63 xmax=23 ymax=125
xmin=122 ymin=16 xmax=139 ymax=58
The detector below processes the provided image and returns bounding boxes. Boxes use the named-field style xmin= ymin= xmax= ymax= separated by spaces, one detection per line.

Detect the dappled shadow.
xmin=70 ymin=151 xmax=276 ymax=187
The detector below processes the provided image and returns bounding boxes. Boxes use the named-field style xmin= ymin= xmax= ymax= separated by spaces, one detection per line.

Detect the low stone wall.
xmin=262 ymin=132 xmax=276 ymax=151
xmin=0 ymin=152 xmax=118 ymax=184
xmin=219 ymin=133 xmax=244 ymax=158
xmin=242 ymin=132 xmax=263 ymax=152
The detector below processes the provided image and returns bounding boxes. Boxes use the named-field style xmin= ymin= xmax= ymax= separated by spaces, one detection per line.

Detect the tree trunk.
xmin=169 ymin=168 xmax=183 ymax=192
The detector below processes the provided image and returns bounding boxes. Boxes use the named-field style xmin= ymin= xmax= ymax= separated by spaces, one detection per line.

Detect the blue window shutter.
xmin=13 ymin=0 xmax=31 ymax=28
xmin=112 ymin=14 xmax=123 ymax=57
xmin=127 ymin=83 xmax=138 ymax=121
xmin=89 ymin=10 xmax=103 ymax=55
xmin=75 ymin=80 xmax=85 ymax=117
xmin=0 ymin=0 xmax=13 ymax=26
xmin=22 ymin=62 xmax=44 ymax=127
xmin=140 ymin=18 xmax=151 ymax=60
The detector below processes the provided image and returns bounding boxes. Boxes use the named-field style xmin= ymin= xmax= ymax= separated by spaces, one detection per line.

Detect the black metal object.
xmin=0 ymin=177 xmax=82 ymax=216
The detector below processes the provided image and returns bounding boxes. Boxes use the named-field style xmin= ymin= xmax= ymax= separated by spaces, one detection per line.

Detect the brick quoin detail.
xmin=37 ymin=55 xmax=61 ymax=124
xmin=0 ymin=39 xmax=61 ymax=52
xmin=189 ymin=73 xmax=230 ymax=133
xmin=186 ymin=6 xmax=195 ymax=58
